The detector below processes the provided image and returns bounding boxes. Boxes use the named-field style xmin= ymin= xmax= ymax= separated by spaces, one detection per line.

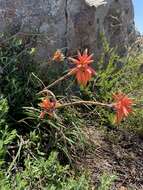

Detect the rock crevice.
xmin=64 ymin=0 xmax=68 ymax=54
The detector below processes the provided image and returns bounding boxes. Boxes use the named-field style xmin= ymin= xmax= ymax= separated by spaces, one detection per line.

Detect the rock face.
xmin=0 ymin=0 xmax=135 ymax=59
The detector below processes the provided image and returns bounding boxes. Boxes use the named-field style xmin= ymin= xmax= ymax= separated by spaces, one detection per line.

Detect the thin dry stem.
xmin=7 ymin=136 xmax=23 ymax=175
xmin=37 ymin=89 xmax=57 ymax=101
xmin=39 ymin=69 xmax=74 ymax=93
xmin=56 ymin=100 xmax=113 ymax=109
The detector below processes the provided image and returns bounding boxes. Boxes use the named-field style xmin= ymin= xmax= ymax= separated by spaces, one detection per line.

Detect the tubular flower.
xmin=69 ymin=49 xmax=96 ymax=86
xmin=52 ymin=49 xmax=65 ymax=62
xmin=39 ymin=98 xmax=56 ymax=118
xmin=113 ymin=93 xmax=133 ymax=124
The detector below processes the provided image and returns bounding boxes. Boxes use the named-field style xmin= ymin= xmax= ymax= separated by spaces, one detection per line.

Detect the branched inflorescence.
xmin=39 ymin=49 xmax=134 ymax=124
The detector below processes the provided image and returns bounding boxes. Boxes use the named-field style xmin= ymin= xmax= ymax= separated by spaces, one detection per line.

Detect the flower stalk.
xmin=39 ymin=69 xmax=75 ymax=93
xmin=36 ymin=49 xmax=134 ymax=124
xmin=56 ymin=100 xmax=113 ymax=109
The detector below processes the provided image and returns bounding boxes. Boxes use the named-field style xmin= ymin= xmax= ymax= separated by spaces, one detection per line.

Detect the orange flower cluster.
xmin=52 ymin=50 xmax=65 ymax=62
xmin=40 ymin=49 xmax=134 ymax=124
xmin=113 ymin=93 xmax=133 ymax=124
xmin=69 ymin=49 xmax=96 ymax=86
xmin=39 ymin=98 xmax=56 ymax=119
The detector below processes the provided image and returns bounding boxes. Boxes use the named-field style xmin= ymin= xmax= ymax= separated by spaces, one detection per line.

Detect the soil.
xmin=77 ymin=126 xmax=143 ymax=190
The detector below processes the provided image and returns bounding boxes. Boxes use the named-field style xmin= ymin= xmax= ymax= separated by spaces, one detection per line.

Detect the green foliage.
xmin=0 ymin=152 xmax=89 ymax=190
xmin=24 ymin=106 xmax=87 ymax=163
xmin=0 ymin=35 xmax=90 ymax=190
xmin=0 ymin=97 xmax=17 ymax=166
xmin=95 ymin=41 xmax=120 ymax=101
xmin=0 ymin=36 xmax=39 ymax=123
xmin=98 ymin=173 xmax=117 ymax=190
xmin=0 ymin=97 xmax=89 ymax=190
xmin=0 ymin=97 xmax=8 ymax=123
xmin=84 ymin=37 xmax=143 ymax=128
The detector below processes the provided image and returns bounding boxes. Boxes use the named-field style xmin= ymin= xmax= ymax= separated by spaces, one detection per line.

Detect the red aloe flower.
xmin=39 ymin=98 xmax=56 ymax=118
xmin=113 ymin=92 xmax=133 ymax=124
xmin=69 ymin=49 xmax=96 ymax=86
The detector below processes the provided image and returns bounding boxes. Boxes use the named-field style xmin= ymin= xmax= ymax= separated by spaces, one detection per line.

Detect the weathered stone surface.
xmin=67 ymin=0 xmax=135 ymax=56
xmin=0 ymin=0 xmax=135 ymax=60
